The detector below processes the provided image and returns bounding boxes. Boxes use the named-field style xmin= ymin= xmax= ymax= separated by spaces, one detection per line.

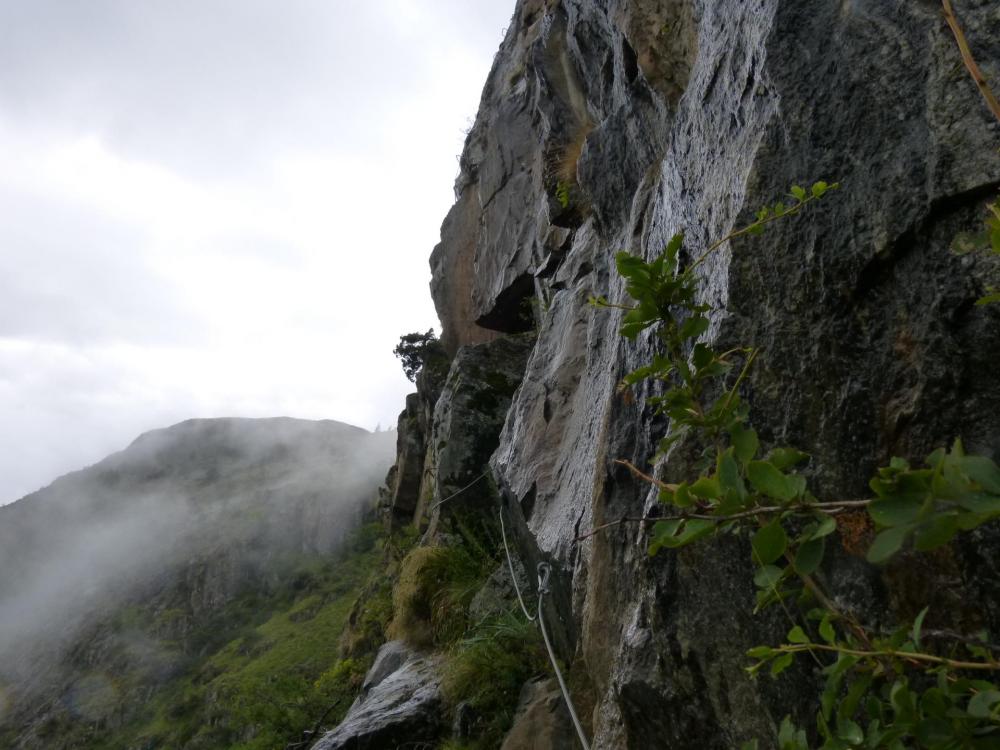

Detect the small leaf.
xmin=913 ymin=514 xmax=959 ymax=551
xmin=794 ymin=536 xmax=825 ymax=576
xmin=812 ymin=180 xmax=829 ymax=198
xmin=767 ymin=447 xmax=810 ymax=470
xmin=925 ymin=447 xmax=947 ymax=468
xmin=787 ymin=626 xmax=810 ymax=644
xmin=837 ymin=718 xmax=863 ymax=746
xmin=689 ymin=476 xmax=721 ymax=500
xmin=664 ymin=232 xmax=684 ymax=261
xmin=960 ymin=455 xmax=1000 ymax=493
xmin=867 ymin=525 xmax=913 ymax=563
xmin=819 ymin=616 xmax=836 ymax=644
xmin=732 ymin=424 xmax=759 ymax=465
xmin=790 ymin=185 xmax=807 ymax=201
xmin=754 ymin=564 xmax=784 ymax=588
xmin=680 ymin=315 xmax=710 ymax=341
xmin=752 ymin=519 xmax=788 ymax=565
xmin=869 ymin=496 xmax=923 ymax=527
xmin=890 ymin=680 xmax=914 ymax=720
xmin=748 ymin=461 xmax=795 ymax=502
xmin=717 ymin=448 xmax=746 ymax=504
xmin=770 ymin=652 xmax=794 ymax=677
xmin=651 ymin=518 xmax=715 ymax=551
xmin=746 ymin=646 xmax=775 ymax=659
xmin=778 ymin=716 xmax=805 ymax=748
xmin=786 ymin=474 xmax=807 ymax=500
xmin=957 ymin=493 xmax=1000 ymax=514
xmin=967 ymin=689 xmax=1000 ymax=719
xmin=692 ymin=342 xmax=715 ymax=369
xmin=911 ymin=606 xmax=929 ymax=648
xmin=813 ymin=516 xmax=838 ymax=538
xmin=952 ymin=230 xmax=990 ymax=254
xmin=672 ymin=482 xmax=695 ymax=508
xmin=839 ymin=673 xmax=874 ymax=726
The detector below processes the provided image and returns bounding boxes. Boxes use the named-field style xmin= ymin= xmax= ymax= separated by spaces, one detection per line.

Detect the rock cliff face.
xmin=381 ymin=0 xmax=1000 ymax=747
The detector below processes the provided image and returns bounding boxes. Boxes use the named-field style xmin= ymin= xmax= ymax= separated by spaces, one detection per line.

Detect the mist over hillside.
xmin=0 ymin=417 xmax=395 ymax=746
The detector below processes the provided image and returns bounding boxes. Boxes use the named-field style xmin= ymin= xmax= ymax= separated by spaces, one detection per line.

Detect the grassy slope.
xmin=1 ymin=519 xmax=553 ymax=750
xmin=4 ymin=527 xmax=385 ymax=750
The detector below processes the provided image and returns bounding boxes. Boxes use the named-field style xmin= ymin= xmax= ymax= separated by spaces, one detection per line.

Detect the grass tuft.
xmin=441 ymin=614 xmax=547 ymax=749
xmin=388 ymin=544 xmax=492 ymax=648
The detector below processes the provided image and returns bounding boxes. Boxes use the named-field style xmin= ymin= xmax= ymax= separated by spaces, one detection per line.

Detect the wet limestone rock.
xmin=384 ymin=360 xmax=448 ymax=527
xmin=313 ymin=642 xmax=444 ymax=750
xmin=423 ymin=334 xmax=534 ymax=535
xmin=430 ymin=0 xmax=1000 ymax=747
xmin=500 ymin=677 xmax=576 ymax=750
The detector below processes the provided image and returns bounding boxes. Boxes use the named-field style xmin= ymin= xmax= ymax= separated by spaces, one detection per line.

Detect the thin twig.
xmin=689 ymin=195 xmax=821 ymax=272
xmin=721 ymin=348 xmax=759 ymax=415
xmin=573 ymin=497 xmax=871 ymax=543
xmin=573 ymin=515 xmax=652 ymax=543
xmin=614 ymin=459 xmax=677 ymax=491
xmin=794 ymin=571 xmax=877 ymax=653
xmin=942 ymin=0 xmax=1000 ymax=124
xmin=591 ymin=299 xmax=636 ymax=311
xmin=912 ymin=629 xmax=1000 ymax=653
xmin=760 ymin=545 xmax=825 ymax=669
xmin=776 ymin=642 xmax=1000 ymax=671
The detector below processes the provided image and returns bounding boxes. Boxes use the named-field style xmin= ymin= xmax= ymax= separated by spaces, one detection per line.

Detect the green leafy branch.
xmin=952 ymin=199 xmax=1000 ymax=306
xmin=587 ymin=181 xmax=1000 ymax=748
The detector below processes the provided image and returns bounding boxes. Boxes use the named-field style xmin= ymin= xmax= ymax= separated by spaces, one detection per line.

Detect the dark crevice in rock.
xmin=853 ymin=179 xmax=1000 ymax=301
xmin=621 ymin=36 xmax=639 ymax=84
xmin=519 ymin=482 xmax=537 ymax=523
xmin=475 ymin=273 xmax=537 ymax=333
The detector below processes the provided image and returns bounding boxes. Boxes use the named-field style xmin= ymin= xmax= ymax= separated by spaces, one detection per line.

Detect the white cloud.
xmin=0 ymin=1 xmax=512 ymax=503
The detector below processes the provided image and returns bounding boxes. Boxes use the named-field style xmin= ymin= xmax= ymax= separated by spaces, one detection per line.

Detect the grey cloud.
xmin=0 ymin=0 xmax=514 ymax=504
xmin=0 ymin=186 xmax=204 ymax=346
xmin=0 ymin=0 xmax=506 ymax=177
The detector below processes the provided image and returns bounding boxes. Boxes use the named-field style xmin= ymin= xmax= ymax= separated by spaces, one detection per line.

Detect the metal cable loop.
xmin=497 ymin=503 xmax=591 ymax=749
xmin=536 ymin=562 xmax=591 ymax=750
xmin=499 ymin=502 xmax=536 ymax=622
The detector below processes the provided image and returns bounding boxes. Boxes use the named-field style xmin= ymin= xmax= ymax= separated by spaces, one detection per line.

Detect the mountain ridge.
xmin=0 ymin=415 xmax=396 ymax=749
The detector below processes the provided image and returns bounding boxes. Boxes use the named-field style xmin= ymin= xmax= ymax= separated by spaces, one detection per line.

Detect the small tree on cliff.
xmin=393 ymin=329 xmax=447 ymax=382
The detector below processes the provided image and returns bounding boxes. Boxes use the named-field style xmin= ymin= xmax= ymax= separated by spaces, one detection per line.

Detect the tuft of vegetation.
xmin=442 ymin=615 xmax=547 ymax=750
xmin=389 ymin=543 xmax=493 ymax=648
xmin=393 ymin=328 xmax=449 ymax=382
xmin=952 ymin=198 xmax=1000 ymax=305
xmin=547 ymin=121 xmax=593 ymax=214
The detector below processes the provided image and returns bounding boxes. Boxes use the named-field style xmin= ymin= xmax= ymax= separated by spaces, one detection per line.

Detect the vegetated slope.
xmin=0 ymin=417 xmax=395 ymax=749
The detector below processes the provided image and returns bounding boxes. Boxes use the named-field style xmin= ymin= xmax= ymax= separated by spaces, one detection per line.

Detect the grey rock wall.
xmin=313 ymin=643 xmax=444 ymax=750
xmin=429 ymin=0 xmax=1000 ymax=747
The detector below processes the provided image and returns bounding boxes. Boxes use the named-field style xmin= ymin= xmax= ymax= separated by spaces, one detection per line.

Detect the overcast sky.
xmin=0 ymin=1 xmax=513 ymax=504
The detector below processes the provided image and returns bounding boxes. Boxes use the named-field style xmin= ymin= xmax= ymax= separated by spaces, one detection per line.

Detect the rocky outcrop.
xmin=425 ymin=334 xmax=534 ymax=535
xmin=500 ymin=677 xmax=575 ymax=750
xmin=426 ymin=0 xmax=1000 ymax=748
xmin=384 ymin=393 xmax=433 ymax=525
xmin=313 ymin=643 xmax=443 ymax=750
